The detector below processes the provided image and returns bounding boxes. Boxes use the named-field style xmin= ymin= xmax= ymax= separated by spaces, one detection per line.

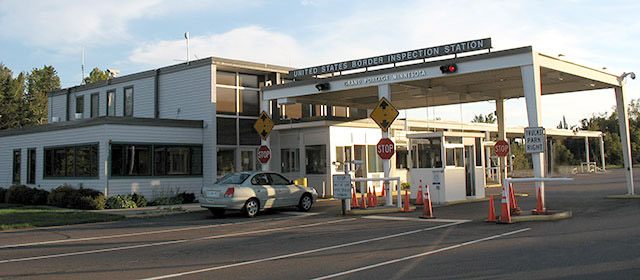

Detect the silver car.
xmin=200 ymin=171 xmax=318 ymax=217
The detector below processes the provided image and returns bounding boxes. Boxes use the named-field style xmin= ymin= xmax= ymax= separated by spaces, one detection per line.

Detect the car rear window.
xmin=216 ymin=173 xmax=250 ymax=184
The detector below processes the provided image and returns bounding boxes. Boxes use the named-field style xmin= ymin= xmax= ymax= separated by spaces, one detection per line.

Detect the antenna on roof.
xmin=81 ymin=47 xmax=85 ymax=84
xmin=185 ymin=32 xmax=190 ymax=65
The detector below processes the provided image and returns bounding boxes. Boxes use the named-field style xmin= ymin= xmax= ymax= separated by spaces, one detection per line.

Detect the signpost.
xmin=495 ymin=140 xmax=510 ymax=157
xmin=370 ymin=97 xmax=399 ymax=132
xmin=333 ymin=174 xmax=352 ymax=216
xmin=257 ymin=145 xmax=271 ymax=164
xmin=254 ymin=111 xmax=275 ymax=141
xmin=525 ymin=127 xmax=546 ymax=154
xmin=377 ymin=138 xmax=395 ymax=159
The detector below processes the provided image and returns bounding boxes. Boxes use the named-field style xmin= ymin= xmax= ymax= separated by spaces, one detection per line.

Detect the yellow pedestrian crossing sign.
xmin=254 ymin=111 xmax=275 ymax=140
xmin=369 ymin=97 xmax=399 ymax=132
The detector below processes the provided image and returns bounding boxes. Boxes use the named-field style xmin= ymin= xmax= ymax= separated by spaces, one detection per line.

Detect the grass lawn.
xmin=0 ymin=205 xmax=124 ymax=230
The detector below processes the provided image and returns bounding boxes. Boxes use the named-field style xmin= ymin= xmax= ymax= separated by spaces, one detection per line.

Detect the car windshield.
xmin=216 ymin=173 xmax=250 ymax=184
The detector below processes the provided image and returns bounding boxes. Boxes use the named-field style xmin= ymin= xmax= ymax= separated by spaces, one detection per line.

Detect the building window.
xmin=111 ymin=144 xmax=151 ymax=176
xmin=153 ymin=145 xmax=203 ymax=176
xmin=76 ymin=96 xmax=84 ymax=115
xmin=12 ymin=149 xmax=21 ymax=184
xmin=217 ymin=148 xmax=235 ymax=178
xmin=367 ymin=145 xmax=383 ymax=172
xmin=107 ymin=90 xmax=115 ymax=116
xmin=217 ymin=117 xmax=237 ymax=145
xmin=27 ymin=148 xmax=36 ymax=184
xmin=239 ymin=74 xmax=258 ymax=88
xmin=333 ymin=106 xmax=348 ymax=118
xmin=240 ymin=150 xmax=255 ymax=171
xmin=475 ymin=138 xmax=482 ymax=167
xmin=396 ymin=147 xmax=408 ymax=169
xmin=281 ymin=148 xmax=300 ymax=173
xmin=44 ymin=144 xmax=98 ymax=178
xmin=124 ymin=86 xmax=133 ymax=117
xmin=239 ymin=90 xmax=259 ymax=116
xmin=305 ymin=145 xmax=326 ymax=174
xmin=335 ymin=146 xmax=352 ymax=172
xmin=91 ymin=93 xmax=99 ymax=118
xmin=216 ymin=71 xmax=236 ymax=86
xmin=239 ymin=119 xmax=260 ymax=145
xmin=446 ymin=147 xmax=464 ymax=167
xmin=281 ymin=103 xmax=302 ymax=120
xmin=216 ymin=87 xmax=236 ymax=114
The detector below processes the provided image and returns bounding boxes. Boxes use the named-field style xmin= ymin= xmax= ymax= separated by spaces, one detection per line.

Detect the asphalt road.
xmin=1 ymin=168 xmax=639 ymax=279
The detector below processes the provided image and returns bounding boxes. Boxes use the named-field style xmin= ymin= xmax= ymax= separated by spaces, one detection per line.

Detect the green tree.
xmin=0 ymin=64 xmax=27 ymax=129
xmin=83 ymin=67 xmax=110 ymax=84
xmin=26 ymin=65 xmax=60 ymax=125
xmin=471 ymin=113 xmax=496 ymax=123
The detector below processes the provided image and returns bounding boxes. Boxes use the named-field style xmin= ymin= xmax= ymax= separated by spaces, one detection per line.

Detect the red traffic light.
xmin=440 ymin=64 xmax=458 ymax=74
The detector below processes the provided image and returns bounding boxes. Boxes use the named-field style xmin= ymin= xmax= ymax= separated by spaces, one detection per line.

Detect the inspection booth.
xmin=408 ymin=131 xmax=486 ymax=204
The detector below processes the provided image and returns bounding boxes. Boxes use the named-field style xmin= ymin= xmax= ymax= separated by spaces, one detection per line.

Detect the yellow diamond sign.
xmin=370 ymin=97 xmax=399 ymax=132
xmin=254 ymin=111 xmax=275 ymax=140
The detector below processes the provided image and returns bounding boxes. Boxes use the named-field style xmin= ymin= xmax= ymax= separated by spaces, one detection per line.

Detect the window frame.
xmin=12 ymin=149 xmax=21 ymax=184
xmin=90 ymin=93 xmax=99 ymax=118
xmin=43 ymin=143 xmax=99 ymax=179
xmin=106 ymin=89 xmax=115 ymax=116
xmin=75 ymin=95 xmax=84 ymax=115
xmin=123 ymin=86 xmax=134 ymax=117
xmin=110 ymin=142 xmax=203 ymax=178
xmin=27 ymin=148 xmax=36 ymax=184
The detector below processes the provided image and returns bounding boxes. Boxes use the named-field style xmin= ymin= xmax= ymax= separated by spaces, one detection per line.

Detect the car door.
xmin=268 ymin=173 xmax=299 ymax=206
xmin=251 ymin=173 xmax=276 ymax=209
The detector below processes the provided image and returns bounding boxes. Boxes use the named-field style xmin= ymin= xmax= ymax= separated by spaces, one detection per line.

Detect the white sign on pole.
xmin=525 ymin=127 xmax=546 ymax=154
xmin=332 ymin=174 xmax=352 ymax=199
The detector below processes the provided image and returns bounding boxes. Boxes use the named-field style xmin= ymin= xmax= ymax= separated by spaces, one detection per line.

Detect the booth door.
xmin=465 ymin=145 xmax=475 ymax=196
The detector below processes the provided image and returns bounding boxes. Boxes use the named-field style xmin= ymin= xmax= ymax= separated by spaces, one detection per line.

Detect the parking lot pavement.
xmin=0 ymin=169 xmax=638 ymax=279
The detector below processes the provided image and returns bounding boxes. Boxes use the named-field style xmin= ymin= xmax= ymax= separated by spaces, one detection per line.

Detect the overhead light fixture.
xmin=315 ymin=82 xmax=330 ymax=91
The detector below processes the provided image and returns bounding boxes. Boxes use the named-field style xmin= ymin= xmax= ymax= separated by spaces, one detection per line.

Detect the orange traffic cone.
xmin=498 ymin=184 xmax=512 ymax=223
xmin=419 ymin=184 xmax=435 ymax=219
xmin=381 ymin=182 xmax=386 ymax=197
xmin=485 ymin=195 xmax=497 ymax=222
xmin=531 ymin=187 xmax=547 ymax=215
xmin=509 ymin=183 xmax=522 ymax=215
xmin=368 ymin=187 xmax=375 ymax=207
xmin=401 ymin=190 xmax=412 ymax=212
xmin=416 ymin=180 xmax=424 ymax=205
xmin=351 ymin=186 xmax=359 ymax=208
xmin=372 ymin=187 xmax=378 ymax=206
xmin=360 ymin=191 xmax=367 ymax=209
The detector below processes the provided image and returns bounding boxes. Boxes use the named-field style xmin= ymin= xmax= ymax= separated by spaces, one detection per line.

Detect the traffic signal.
xmin=440 ymin=64 xmax=458 ymax=74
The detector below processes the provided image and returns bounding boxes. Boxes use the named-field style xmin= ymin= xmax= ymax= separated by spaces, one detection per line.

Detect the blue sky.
xmin=1 ymin=0 xmax=638 ymax=127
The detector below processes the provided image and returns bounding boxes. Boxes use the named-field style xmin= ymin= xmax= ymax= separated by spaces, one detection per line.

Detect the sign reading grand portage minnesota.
xmin=289 ymin=38 xmax=491 ymax=79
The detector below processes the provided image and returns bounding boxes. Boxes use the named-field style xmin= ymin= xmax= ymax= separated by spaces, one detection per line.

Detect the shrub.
xmin=0 ymin=187 xmax=7 ymax=203
xmin=47 ymin=185 xmax=105 ymax=210
xmin=32 ymin=188 xmax=50 ymax=205
xmin=47 ymin=185 xmax=77 ymax=208
xmin=148 ymin=187 xmax=196 ymax=206
xmin=176 ymin=192 xmax=195 ymax=204
xmin=126 ymin=193 xmax=147 ymax=207
xmin=105 ymin=195 xmax=138 ymax=209
xmin=5 ymin=185 xmax=37 ymax=205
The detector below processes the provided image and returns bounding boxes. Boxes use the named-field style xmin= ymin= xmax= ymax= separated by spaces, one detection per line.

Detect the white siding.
xmin=50 ymin=94 xmax=67 ymax=122
xmin=158 ymin=65 xmax=212 ymax=120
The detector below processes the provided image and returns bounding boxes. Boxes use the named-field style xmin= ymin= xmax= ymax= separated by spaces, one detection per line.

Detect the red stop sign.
xmin=494 ymin=140 xmax=510 ymax=157
xmin=257 ymin=145 xmax=271 ymax=164
xmin=377 ymin=138 xmax=395 ymax=159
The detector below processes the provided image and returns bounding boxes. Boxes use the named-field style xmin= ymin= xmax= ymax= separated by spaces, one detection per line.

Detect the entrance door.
xmin=465 ymin=145 xmax=475 ymax=196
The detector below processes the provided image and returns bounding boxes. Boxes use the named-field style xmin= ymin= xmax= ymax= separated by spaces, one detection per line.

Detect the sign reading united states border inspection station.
xmin=289 ymin=38 xmax=491 ymax=79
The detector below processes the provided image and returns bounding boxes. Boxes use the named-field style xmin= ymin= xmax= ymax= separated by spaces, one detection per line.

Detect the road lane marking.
xmin=138 ymin=220 xmax=469 ymax=280
xmin=0 ymin=218 xmax=355 ymax=264
xmin=363 ymin=215 xmax=471 ymax=223
xmin=311 ymin=227 xmax=532 ymax=280
xmin=0 ymin=214 xmax=316 ymax=249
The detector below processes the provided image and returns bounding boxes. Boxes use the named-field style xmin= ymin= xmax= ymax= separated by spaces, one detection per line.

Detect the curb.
xmin=605 ymin=195 xmax=640 ymax=199
xmin=443 ymin=197 xmax=490 ymax=206
xmin=346 ymin=206 xmax=417 ymax=215
xmin=510 ymin=211 xmax=572 ymax=222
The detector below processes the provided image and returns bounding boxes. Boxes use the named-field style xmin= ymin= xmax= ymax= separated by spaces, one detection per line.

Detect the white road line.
xmin=138 ymin=220 xmax=469 ymax=280
xmin=0 ymin=214 xmax=315 ymax=249
xmin=311 ymin=227 xmax=532 ymax=280
xmin=362 ymin=215 xmax=472 ymax=223
xmin=0 ymin=218 xmax=355 ymax=264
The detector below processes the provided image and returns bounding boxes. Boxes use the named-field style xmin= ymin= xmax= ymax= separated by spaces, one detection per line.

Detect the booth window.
xmin=305 ymin=145 xmax=326 ymax=174
xmin=217 ymin=148 xmax=235 ymax=178
xmin=414 ymin=138 xmax=443 ymax=168
xmin=281 ymin=148 xmax=300 ymax=172
xmin=124 ymin=86 xmax=134 ymax=117
xmin=27 ymin=148 xmax=36 ymax=184
xmin=44 ymin=144 xmax=98 ymax=178
xmin=446 ymin=147 xmax=464 ymax=167
xmin=396 ymin=147 xmax=408 ymax=169
xmin=335 ymin=146 xmax=352 ymax=172
xmin=90 ymin=93 xmax=99 ymax=118
xmin=475 ymin=138 xmax=482 ymax=166
xmin=106 ymin=90 xmax=115 ymax=116
xmin=367 ymin=145 xmax=383 ymax=172
xmin=12 ymin=149 xmax=21 ymax=184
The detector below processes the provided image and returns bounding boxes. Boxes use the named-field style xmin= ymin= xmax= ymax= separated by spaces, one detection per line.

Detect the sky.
xmin=1 ymin=0 xmax=638 ymax=128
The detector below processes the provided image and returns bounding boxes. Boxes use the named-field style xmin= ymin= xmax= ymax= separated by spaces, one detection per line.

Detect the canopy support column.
xmin=615 ymin=85 xmax=634 ymax=195
xmin=521 ymin=64 xmax=546 ymax=209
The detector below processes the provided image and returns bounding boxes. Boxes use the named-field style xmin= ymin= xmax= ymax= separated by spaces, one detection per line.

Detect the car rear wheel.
xmin=243 ymin=198 xmax=260 ymax=218
xmin=298 ymin=194 xmax=313 ymax=212
xmin=209 ymin=208 xmax=225 ymax=218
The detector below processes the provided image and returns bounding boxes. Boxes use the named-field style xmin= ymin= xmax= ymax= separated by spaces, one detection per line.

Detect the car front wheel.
xmin=243 ymin=198 xmax=260 ymax=218
xmin=298 ymin=194 xmax=313 ymax=212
